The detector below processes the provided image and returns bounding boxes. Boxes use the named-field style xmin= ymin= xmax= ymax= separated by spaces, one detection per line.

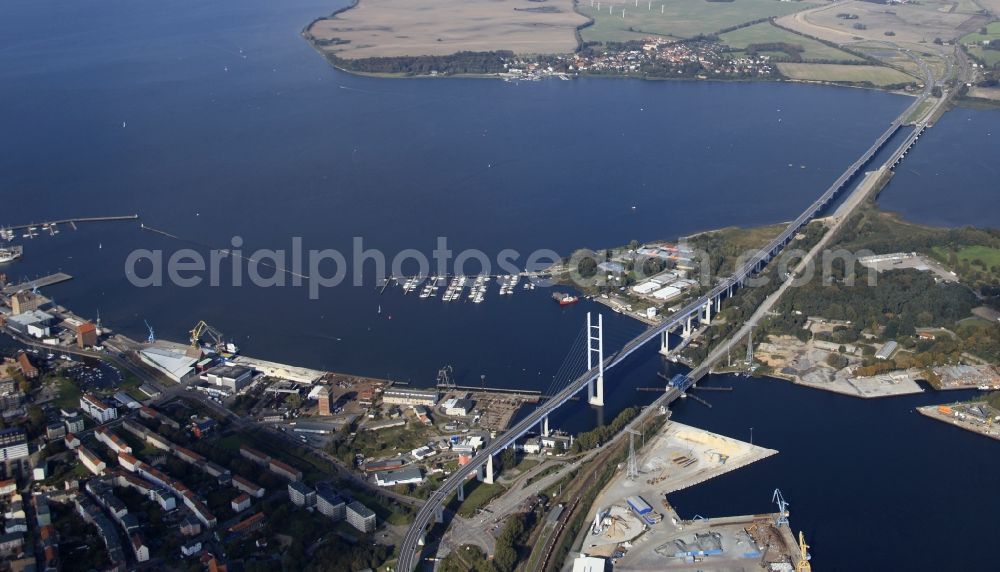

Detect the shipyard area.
xmin=575 ymin=421 xmax=789 ymax=570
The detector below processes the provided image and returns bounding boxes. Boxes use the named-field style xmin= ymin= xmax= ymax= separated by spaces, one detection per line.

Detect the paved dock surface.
xmin=2 ymin=272 xmax=72 ymax=295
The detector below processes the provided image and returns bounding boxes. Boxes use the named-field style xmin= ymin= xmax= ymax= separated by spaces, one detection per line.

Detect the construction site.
xmin=434 ymin=365 xmax=540 ymax=434
xmin=578 ymin=421 xmax=783 ymax=568
xmin=582 ymin=487 xmax=811 ymax=571
xmin=756 ymin=335 xmax=924 ymax=398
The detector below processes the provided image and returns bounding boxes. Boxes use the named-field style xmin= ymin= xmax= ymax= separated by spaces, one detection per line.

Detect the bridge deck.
xmin=398 ymin=91 xmax=932 ymax=571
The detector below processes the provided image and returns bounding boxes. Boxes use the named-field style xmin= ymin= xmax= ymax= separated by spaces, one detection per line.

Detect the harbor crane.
xmin=144 ymin=320 xmax=155 ymax=344
xmin=796 ymin=531 xmax=812 ymax=572
xmin=189 ymin=320 xmax=238 ymax=355
xmin=772 ymin=488 xmax=790 ymax=526
xmin=436 ymin=365 xmax=454 ymax=389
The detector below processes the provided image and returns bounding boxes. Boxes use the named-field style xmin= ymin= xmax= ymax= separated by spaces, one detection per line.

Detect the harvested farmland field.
xmin=306 ymin=0 xmax=587 ymax=59
xmin=777 ymin=62 xmax=915 ymax=86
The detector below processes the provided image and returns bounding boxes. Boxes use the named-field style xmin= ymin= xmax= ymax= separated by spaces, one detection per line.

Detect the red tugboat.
xmin=552 ymin=292 xmax=579 ymax=306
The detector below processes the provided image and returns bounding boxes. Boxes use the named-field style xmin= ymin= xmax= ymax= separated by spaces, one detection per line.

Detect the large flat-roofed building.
xmin=201 ymin=364 xmax=254 ymax=393
xmin=6 ymin=310 xmax=54 ymax=338
xmin=443 ymin=398 xmax=474 ymax=416
xmin=346 ymin=501 xmax=376 ymax=533
xmin=382 ymin=387 xmax=438 ymax=407
xmin=0 ymin=428 xmax=28 ymax=462
xmin=139 ymin=347 xmax=197 ymax=383
xmin=80 ymin=394 xmax=117 ymax=423
xmin=287 ymin=481 xmax=316 ymax=507
xmin=374 ymin=466 xmax=423 ymax=487
xmin=316 ymin=488 xmax=345 ymax=520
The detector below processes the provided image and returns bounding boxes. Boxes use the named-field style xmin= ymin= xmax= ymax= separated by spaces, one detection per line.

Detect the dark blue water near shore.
xmin=878 ymin=107 xmax=1000 ymax=227
xmin=2 ymin=0 xmax=999 ymax=569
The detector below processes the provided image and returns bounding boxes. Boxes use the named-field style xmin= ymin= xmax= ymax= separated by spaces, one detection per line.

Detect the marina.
xmin=389 ymin=273 xmax=536 ymax=305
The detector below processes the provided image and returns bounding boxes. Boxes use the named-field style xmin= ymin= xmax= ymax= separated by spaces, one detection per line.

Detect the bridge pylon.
xmin=587 ymin=312 xmax=605 ymax=406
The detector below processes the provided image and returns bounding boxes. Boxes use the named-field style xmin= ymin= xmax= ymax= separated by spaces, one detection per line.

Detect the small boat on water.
xmin=552 ymin=292 xmax=579 ymax=306
xmin=0 ymin=245 xmax=23 ymax=263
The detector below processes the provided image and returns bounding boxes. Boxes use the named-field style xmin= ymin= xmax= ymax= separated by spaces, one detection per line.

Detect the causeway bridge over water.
xmin=398 ymin=88 xmax=933 ymax=570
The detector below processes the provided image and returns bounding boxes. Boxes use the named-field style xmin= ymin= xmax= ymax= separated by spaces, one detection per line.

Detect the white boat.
xmin=0 ymin=245 xmax=23 ymax=263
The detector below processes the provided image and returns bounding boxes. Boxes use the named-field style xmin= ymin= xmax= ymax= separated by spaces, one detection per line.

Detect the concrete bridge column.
xmin=702 ymin=301 xmax=712 ymax=324
xmin=434 ymin=505 xmax=445 ymax=524
xmin=542 ymin=415 xmax=550 ymax=437
xmin=714 ymin=296 xmax=721 ymax=313
xmin=457 ymin=481 xmax=465 ymax=502
xmin=683 ymin=316 xmax=693 ymax=338
xmin=659 ymin=330 xmax=670 ymax=356
xmin=484 ymin=454 xmax=495 ymax=484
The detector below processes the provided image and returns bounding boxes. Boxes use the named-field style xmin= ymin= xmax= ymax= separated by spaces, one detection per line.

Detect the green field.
xmin=776 ymin=63 xmax=915 ymax=86
xmin=454 ymin=482 xmax=506 ymax=517
xmin=720 ymin=22 xmax=862 ymax=61
xmin=961 ymin=21 xmax=1000 ymax=44
xmin=962 ymin=21 xmax=1000 ymax=66
xmin=934 ymin=245 xmax=1000 ymax=272
xmin=578 ymin=0 xmax=815 ymax=43
xmin=968 ymin=46 xmax=1000 ymax=67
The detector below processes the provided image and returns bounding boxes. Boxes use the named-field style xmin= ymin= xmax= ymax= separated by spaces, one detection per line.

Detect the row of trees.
xmin=326 ymin=50 xmax=515 ymax=75
xmin=571 ymin=406 xmax=640 ymax=452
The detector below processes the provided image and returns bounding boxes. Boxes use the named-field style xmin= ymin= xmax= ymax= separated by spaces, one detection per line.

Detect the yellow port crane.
xmin=189 ymin=320 xmax=238 ymax=355
xmin=796 ymin=530 xmax=812 ymax=572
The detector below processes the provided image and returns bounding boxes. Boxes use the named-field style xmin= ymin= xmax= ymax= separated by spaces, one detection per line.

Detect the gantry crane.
xmin=796 ymin=530 xmax=812 ymax=572
xmin=190 ymin=320 xmax=238 ymax=355
xmin=772 ymin=488 xmax=790 ymax=526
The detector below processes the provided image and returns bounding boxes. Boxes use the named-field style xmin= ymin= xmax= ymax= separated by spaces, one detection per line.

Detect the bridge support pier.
xmin=715 ymin=296 xmax=721 ymax=313
xmin=541 ymin=415 xmax=550 ymax=437
xmin=702 ymin=301 xmax=712 ymax=324
xmin=683 ymin=316 xmax=692 ymax=338
xmin=434 ymin=505 xmax=444 ymax=524
xmin=457 ymin=481 xmax=465 ymax=502
xmin=587 ymin=312 xmax=605 ymax=407
xmin=484 ymin=454 xmax=495 ymax=484
xmin=659 ymin=329 xmax=671 ymax=356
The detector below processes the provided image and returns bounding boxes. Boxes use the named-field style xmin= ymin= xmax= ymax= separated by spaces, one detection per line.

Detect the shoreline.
xmin=301 ymin=2 xmax=922 ymax=95
xmin=305 ymin=45 xmax=922 ymax=95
